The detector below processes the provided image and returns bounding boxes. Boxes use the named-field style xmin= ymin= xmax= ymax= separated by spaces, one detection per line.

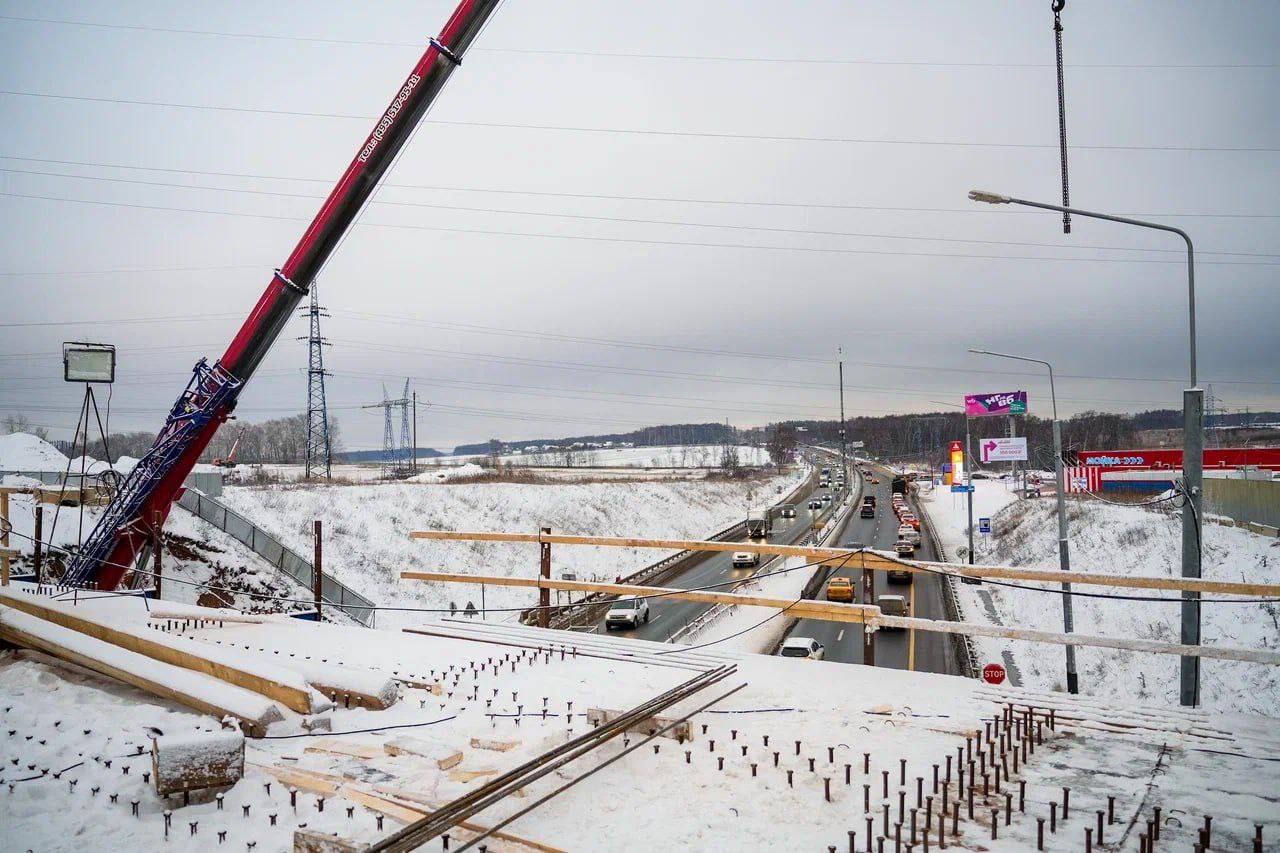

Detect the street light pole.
xmin=838 ymin=349 xmax=849 ymax=490
xmin=970 ymin=348 xmax=1079 ymax=694
xmin=970 ymin=189 xmax=1200 ymax=706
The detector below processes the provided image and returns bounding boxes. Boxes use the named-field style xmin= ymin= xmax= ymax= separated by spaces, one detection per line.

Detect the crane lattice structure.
xmin=363 ymin=380 xmax=411 ymax=479
xmin=300 ymin=284 xmax=332 ymax=479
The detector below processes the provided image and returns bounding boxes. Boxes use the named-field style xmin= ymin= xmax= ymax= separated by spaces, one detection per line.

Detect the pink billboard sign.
xmin=964 ymin=391 xmax=1028 ymax=418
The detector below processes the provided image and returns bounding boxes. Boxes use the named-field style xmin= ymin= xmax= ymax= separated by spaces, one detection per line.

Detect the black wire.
xmin=260 ymin=714 xmax=457 ymax=740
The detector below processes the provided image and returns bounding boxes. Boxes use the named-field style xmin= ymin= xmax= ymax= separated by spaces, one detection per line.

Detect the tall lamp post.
xmin=969 ymin=348 xmax=1078 ymax=694
xmin=969 ymin=189 xmax=1200 ymax=706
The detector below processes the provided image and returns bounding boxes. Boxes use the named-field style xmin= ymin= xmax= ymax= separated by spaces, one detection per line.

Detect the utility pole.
xmin=412 ymin=392 xmax=418 ymax=475
xmin=965 ymin=414 xmax=974 ymax=565
xmin=837 ymin=349 xmax=848 ymax=489
xmin=300 ymin=283 xmax=332 ymax=480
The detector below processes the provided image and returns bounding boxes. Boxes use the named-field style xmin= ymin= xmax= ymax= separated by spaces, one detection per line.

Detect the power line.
xmin=7 ymin=154 xmax=1277 ymax=220
xmin=5 ymin=190 xmax=1277 ymax=268
xmin=3 ymin=15 xmax=1276 ymax=70
xmin=6 ymin=165 xmax=1277 ymax=259
xmin=3 ymin=89 xmax=1276 ymax=152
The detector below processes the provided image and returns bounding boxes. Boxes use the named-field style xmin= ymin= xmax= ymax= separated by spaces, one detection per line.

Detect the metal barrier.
xmin=910 ymin=483 xmax=979 ymax=679
xmin=174 ymin=489 xmax=376 ymax=626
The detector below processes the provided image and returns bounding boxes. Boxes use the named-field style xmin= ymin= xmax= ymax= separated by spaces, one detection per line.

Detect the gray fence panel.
xmin=1204 ymin=478 xmax=1280 ymax=531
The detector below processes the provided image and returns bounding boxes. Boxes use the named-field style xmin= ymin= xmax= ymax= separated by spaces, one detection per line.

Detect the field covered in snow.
xmin=430 ymin=443 xmax=771 ymax=469
xmin=921 ymin=482 xmax=1280 ymax=715
xmin=220 ymin=469 xmax=804 ymax=631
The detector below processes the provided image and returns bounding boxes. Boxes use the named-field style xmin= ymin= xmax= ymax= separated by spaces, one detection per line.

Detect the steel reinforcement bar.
xmin=368 ymin=663 xmax=738 ymax=852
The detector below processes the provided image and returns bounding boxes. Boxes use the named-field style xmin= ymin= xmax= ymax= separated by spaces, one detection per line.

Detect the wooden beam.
xmin=0 ymin=588 xmax=316 ymax=713
xmin=400 ymin=572 xmax=1280 ymax=667
xmin=1 ymin=608 xmax=281 ymax=737
xmin=401 ymin=571 xmax=874 ymax=624
xmin=408 ymin=530 xmax=1280 ymax=596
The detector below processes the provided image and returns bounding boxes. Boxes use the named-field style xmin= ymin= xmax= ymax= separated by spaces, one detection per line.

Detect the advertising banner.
xmin=964 ymin=391 xmax=1028 ymax=418
xmin=949 ymin=440 xmax=964 ymax=485
xmin=979 ymin=436 xmax=1028 ymax=463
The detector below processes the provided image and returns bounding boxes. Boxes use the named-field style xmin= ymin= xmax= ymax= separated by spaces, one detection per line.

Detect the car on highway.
xmin=779 ymin=504 xmax=796 ymax=519
xmin=826 ymin=576 xmax=854 ymax=602
xmin=893 ymin=539 xmax=915 ymax=559
xmin=821 ymin=494 xmax=833 ymax=505
xmin=898 ymin=524 xmax=921 ymax=546
xmin=877 ymin=594 xmax=907 ymax=628
xmin=860 ymin=503 xmax=875 ymax=518
xmin=808 ymin=499 xmax=822 ymax=510
xmin=779 ymin=637 xmax=826 ymax=660
xmin=871 ymin=478 xmax=880 ymax=485
xmin=732 ymin=551 xmax=760 ymax=569
xmin=605 ymin=598 xmax=650 ymax=630
xmin=902 ymin=515 xmax=920 ymax=531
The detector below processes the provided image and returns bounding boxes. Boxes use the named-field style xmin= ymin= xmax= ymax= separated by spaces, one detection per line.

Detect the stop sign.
xmin=982 ymin=663 xmax=1006 ymax=685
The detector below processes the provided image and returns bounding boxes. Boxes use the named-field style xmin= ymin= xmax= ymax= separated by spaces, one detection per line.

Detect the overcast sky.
xmin=1 ymin=1 xmax=1277 ymax=453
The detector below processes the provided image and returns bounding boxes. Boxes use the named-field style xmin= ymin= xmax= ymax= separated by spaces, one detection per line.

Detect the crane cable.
xmin=1053 ymin=0 xmax=1072 ymax=234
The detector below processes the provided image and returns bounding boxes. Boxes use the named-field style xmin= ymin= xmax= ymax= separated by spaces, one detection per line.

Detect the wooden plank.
xmin=383 ymin=736 xmax=463 ymax=769
xmin=255 ymin=762 xmax=565 ymax=853
xmin=470 ymin=737 xmax=519 ymax=752
xmin=0 ymin=614 xmax=280 ymax=737
xmin=408 ymin=530 xmax=1280 ymax=596
xmin=401 ymin=572 xmax=1280 ymax=666
xmin=401 ymin=571 xmax=875 ymax=624
xmin=304 ymin=740 xmax=384 ymax=760
xmin=0 ymin=588 xmax=316 ymax=713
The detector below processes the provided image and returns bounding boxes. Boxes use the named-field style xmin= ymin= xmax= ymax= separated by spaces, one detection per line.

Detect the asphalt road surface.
xmin=595 ymin=469 xmax=844 ymax=641
xmin=784 ymin=465 xmax=963 ymax=676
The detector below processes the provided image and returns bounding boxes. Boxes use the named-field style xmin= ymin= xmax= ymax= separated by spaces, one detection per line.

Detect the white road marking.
xmin=837 ymin=629 xmax=845 ymax=642
xmin=650 ymin=615 xmax=662 ymax=623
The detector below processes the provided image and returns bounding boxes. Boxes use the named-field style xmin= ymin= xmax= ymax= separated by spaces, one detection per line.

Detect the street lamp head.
xmin=968 ymin=190 xmax=1011 ymax=205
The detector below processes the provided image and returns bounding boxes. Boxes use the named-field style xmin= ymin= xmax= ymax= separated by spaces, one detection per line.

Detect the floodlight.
xmin=63 ymin=342 xmax=116 ymax=383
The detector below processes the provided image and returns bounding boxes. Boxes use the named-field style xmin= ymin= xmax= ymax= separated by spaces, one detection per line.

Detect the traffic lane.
xmin=788 ymin=474 xmax=905 ymax=666
xmin=901 ymin=486 xmax=958 ymax=675
xmin=602 ymin=483 xmax=836 ymax=640
xmin=782 ymin=481 xmax=880 ymax=663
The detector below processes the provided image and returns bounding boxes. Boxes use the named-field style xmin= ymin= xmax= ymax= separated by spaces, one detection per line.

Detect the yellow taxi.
xmin=826 ymin=576 xmax=855 ymax=602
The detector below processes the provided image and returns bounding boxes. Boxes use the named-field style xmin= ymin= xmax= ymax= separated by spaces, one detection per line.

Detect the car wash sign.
xmin=964 ymin=391 xmax=1028 ymax=418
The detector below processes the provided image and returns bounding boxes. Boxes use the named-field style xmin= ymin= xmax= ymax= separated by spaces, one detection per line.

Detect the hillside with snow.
xmin=220 ymin=469 xmax=803 ymax=630
xmin=958 ymin=496 xmax=1280 ymax=715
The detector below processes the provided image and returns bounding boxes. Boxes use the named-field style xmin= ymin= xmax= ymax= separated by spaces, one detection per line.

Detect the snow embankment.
xmin=956 ymin=496 xmax=1280 ymax=715
xmin=917 ymin=479 xmax=1019 ymax=562
xmin=220 ymin=472 xmax=803 ymax=631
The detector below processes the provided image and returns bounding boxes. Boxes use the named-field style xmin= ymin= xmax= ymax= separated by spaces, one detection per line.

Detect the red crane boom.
xmin=66 ymin=0 xmax=503 ymax=589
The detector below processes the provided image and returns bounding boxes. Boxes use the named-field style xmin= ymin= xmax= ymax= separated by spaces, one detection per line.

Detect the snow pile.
xmin=0 ymin=432 xmax=69 ymax=470
xmin=221 ymin=471 xmax=802 ymax=630
xmin=964 ymin=497 xmax=1280 ymax=714
xmin=408 ymin=462 xmax=485 ymax=482
xmin=917 ymin=479 xmax=1019 ymax=561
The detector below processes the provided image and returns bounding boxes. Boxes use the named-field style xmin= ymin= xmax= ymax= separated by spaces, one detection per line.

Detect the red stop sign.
xmin=982 ymin=663 xmax=1006 ymax=685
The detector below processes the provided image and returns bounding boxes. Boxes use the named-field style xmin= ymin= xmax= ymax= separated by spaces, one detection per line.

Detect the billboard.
xmin=964 ymin=391 xmax=1028 ymax=418
xmin=949 ymin=440 xmax=964 ymax=485
xmin=979 ymin=437 xmax=1028 ymax=463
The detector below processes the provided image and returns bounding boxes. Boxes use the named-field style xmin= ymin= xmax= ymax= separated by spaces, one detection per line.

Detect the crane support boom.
xmin=66 ymin=0 xmax=503 ymax=590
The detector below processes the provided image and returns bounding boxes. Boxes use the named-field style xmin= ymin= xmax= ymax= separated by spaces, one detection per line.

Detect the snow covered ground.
xmin=429 ymin=443 xmax=771 ymax=469
xmin=3 ymin=590 xmax=1277 ymax=853
xmin=919 ymin=482 xmax=1280 ymax=715
xmin=220 ymin=469 xmax=804 ymax=631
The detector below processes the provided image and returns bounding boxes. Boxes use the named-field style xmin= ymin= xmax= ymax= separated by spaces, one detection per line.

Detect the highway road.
xmin=593 ymin=461 xmax=845 ymax=642
xmin=784 ymin=464 xmax=963 ymax=676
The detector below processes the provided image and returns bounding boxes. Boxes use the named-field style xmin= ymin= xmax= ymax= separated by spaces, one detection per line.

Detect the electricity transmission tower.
xmin=362 ymin=381 xmax=411 ymax=479
xmin=300 ymin=284 xmax=332 ymax=479
xmin=398 ymin=379 xmax=413 ymax=472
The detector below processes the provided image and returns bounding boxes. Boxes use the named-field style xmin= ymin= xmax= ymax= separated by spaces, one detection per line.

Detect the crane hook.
xmin=1051 ymin=0 xmax=1065 ymax=12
